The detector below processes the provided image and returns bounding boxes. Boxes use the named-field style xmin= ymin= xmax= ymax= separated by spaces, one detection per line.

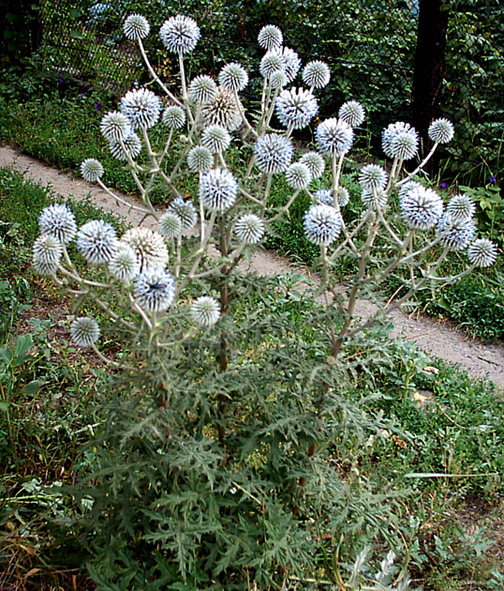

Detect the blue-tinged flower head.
xmin=285 ymin=163 xmax=312 ymax=189
xmin=33 ymin=234 xmax=62 ymax=275
xmin=189 ymin=75 xmax=218 ymax=104
xmin=160 ymin=15 xmax=200 ymax=54
xmin=123 ymin=14 xmax=150 ymax=41
xmin=39 ymin=204 xmax=77 ymax=244
xmin=199 ymin=168 xmax=238 ymax=212
xmin=81 ymin=158 xmax=104 ymax=182
xmin=201 ymin=124 xmax=231 ymax=154
xmin=234 ymin=214 xmax=265 ymax=244
xmin=258 ymin=25 xmax=283 ymax=50
xmin=100 ymin=111 xmax=131 ymax=142
xmin=382 ymin=121 xmax=418 ymax=161
xmin=108 ymin=242 xmax=140 ymax=282
xmin=219 ymin=63 xmax=249 ymax=93
xmin=162 ymin=105 xmax=186 ymax=129
xmin=135 ymin=267 xmax=176 ymax=313
xmin=339 ymin=101 xmax=365 ymax=128
xmin=315 ymin=118 xmax=353 ymax=157
xmin=159 ymin=212 xmax=183 ymax=239
xmin=70 ymin=317 xmax=100 ymax=348
xmin=467 ymin=238 xmax=497 ymax=267
xmin=108 ymin=132 xmax=142 ymax=161
xmin=120 ymin=88 xmax=161 ymax=130
xmin=190 ymin=296 xmax=220 ymax=326
xmin=436 ymin=212 xmax=476 ymax=251
xmin=168 ymin=197 xmax=198 ymax=230
xmin=299 ymin=152 xmax=325 ymax=179
xmin=302 ymin=61 xmax=330 ymax=89
xmin=187 ymin=146 xmax=213 ymax=173
xmin=446 ymin=194 xmax=475 ymax=223
xmin=400 ymin=185 xmax=443 ymax=230
xmin=275 ymin=87 xmax=318 ymax=130
xmin=304 ymin=203 xmax=342 ymax=245
xmin=359 ymin=164 xmax=388 ymax=192
xmin=428 ymin=118 xmax=454 ymax=144
xmin=201 ymin=87 xmax=241 ymax=131
xmin=254 ymin=134 xmax=293 ymax=174
xmin=260 ymin=51 xmax=285 ymax=80
xmin=77 ymin=220 xmax=119 ymax=264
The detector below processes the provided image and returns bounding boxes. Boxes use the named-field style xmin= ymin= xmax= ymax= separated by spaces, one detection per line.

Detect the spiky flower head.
xmin=189 ymin=75 xmax=218 ymax=104
xmin=120 ymin=88 xmax=161 ymax=130
xmin=70 ymin=317 xmax=100 ymax=348
xmin=361 ymin=189 xmax=387 ymax=211
xmin=382 ymin=122 xmax=418 ymax=161
xmin=285 ymin=162 xmax=312 ymax=189
xmin=190 ymin=296 xmax=220 ymax=326
xmin=315 ymin=188 xmax=349 ymax=207
xmin=436 ymin=212 xmax=476 ymax=251
xmin=187 ymin=146 xmax=213 ymax=173
xmin=260 ymin=51 xmax=285 ymax=80
xmin=160 ymin=15 xmax=200 ymax=54
xmin=446 ymin=194 xmax=475 ymax=223
xmin=269 ymin=70 xmax=288 ymax=89
xmin=398 ymin=180 xmax=422 ymax=200
xmin=315 ymin=117 xmax=353 ymax=157
xmin=400 ymin=186 xmax=444 ymax=230
xmin=168 ymin=197 xmax=198 ymax=230
xmin=300 ymin=152 xmax=325 ymax=179
xmin=234 ymin=214 xmax=265 ymax=244
xmin=467 ymin=238 xmax=497 ymax=267
xmin=33 ymin=234 xmax=62 ymax=275
xmin=201 ymin=87 xmax=241 ymax=131
xmin=359 ymin=164 xmax=388 ymax=192
xmin=302 ymin=61 xmax=330 ymax=89
xmin=279 ymin=47 xmax=302 ymax=83
xmin=81 ymin=158 xmax=104 ymax=183
xmin=219 ymin=63 xmax=249 ymax=93
xmin=123 ymin=14 xmax=150 ymax=41
xmin=258 ymin=25 xmax=283 ymax=50
xmin=77 ymin=220 xmax=119 ymax=265
xmin=39 ymin=204 xmax=77 ymax=244
xmin=338 ymin=101 xmax=366 ymax=128
xmin=108 ymin=132 xmax=142 ymax=161
xmin=122 ymin=227 xmax=168 ymax=272
xmin=428 ymin=118 xmax=454 ymax=144
xmin=199 ymin=168 xmax=238 ymax=212
xmin=108 ymin=242 xmax=140 ymax=282
xmin=201 ymin=124 xmax=231 ymax=154
xmin=275 ymin=87 xmax=318 ymax=130
xmin=335 ymin=186 xmax=350 ymax=207
xmin=254 ymin=133 xmax=293 ymax=174
xmin=162 ymin=105 xmax=186 ymax=129
xmin=100 ymin=111 xmax=131 ymax=142
xmin=304 ymin=203 xmax=342 ymax=245
xmin=159 ymin=211 xmax=182 ymax=239
xmin=135 ymin=267 xmax=176 ymax=313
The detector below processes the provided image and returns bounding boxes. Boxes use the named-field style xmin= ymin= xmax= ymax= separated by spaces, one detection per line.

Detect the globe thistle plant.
xmin=39 ymin=204 xmax=77 ymax=244
xmin=201 ymin=87 xmax=242 ymax=131
xmin=70 ymin=317 xmax=100 ymax=348
xmin=159 ymin=212 xmax=183 ymax=239
xmin=162 ymin=105 xmax=186 ymax=129
xmin=436 ymin=213 xmax=476 ymax=251
xmin=120 ymin=88 xmax=161 ymax=130
xmin=447 ymin=194 xmax=475 ymax=223
xmin=339 ymin=101 xmax=365 ymax=128
xmin=199 ymin=168 xmax=238 ymax=212
xmin=189 ymin=75 xmax=218 ymax=105
xmin=304 ymin=204 xmax=343 ymax=245
xmin=187 ymin=146 xmax=213 ymax=173
xmin=428 ymin=118 xmax=454 ymax=144
xmin=201 ymin=125 xmax=231 ymax=154
xmin=316 ymin=118 xmax=353 ymax=157
xmin=219 ymin=63 xmax=249 ymax=93
xmin=123 ymin=14 xmax=150 ymax=41
xmin=234 ymin=214 xmax=265 ymax=244
xmin=467 ymin=238 xmax=497 ymax=267
xmin=134 ymin=267 xmax=176 ymax=313
xmin=109 ymin=132 xmax=142 ymax=161
xmin=190 ymin=296 xmax=221 ymax=326
xmin=160 ymin=15 xmax=200 ymax=54
xmin=359 ymin=164 xmax=388 ymax=192
xmin=382 ymin=122 xmax=418 ymax=161
xmin=361 ymin=188 xmax=387 ymax=211
xmin=81 ymin=158 xmax=104 ymax=182
xmin=77 ymin=220 xmax=119 ymax=265
xmin=400 ymin=186 xmax=444 ymax=230
xmin=315 ymin=188 xmax=349 ymax=208
xmin=100 ymin=111 xmax=131 ymax=142
xmin=275 ymin=87 xmax=318 ymax=130
xmin=255 ymin=134 xmax=293 ymax=174
xmin=33 ymin=234 xmax=63 ymax=275
xmin=300 ymin=152 xmax=325 ymax=179
xmin=302 ymin=61 xmax=330 ymax=89
xmin=122 ymin=227 xmax=169 ymax=272
xmin=260 ymin=52 xmax=285 ymax=80
xmin=108 ymin=243 xmax=140 ymax=282
xmin=168 ymin=197 xmax=198 ymax=230
xmin=285 ymin=163 xmax=312 ymax=189
xmin=258 ymin=25 xmax=283 ymax=50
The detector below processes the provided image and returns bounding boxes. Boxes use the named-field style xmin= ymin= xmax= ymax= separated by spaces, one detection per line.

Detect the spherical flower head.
xmin=122 ymin=227 xmax=168 ymax=272
xmin=168 ymin=197 xmax=198 ymax=230
xmin=447 ymin=193 xmax=475 ymax=223
xmin=77 ymin=220 xmax=119 ymax=265
xmin=81 ymin=158 xmax=104 ymax=183
xmin=162 ymin=105 xmax=185 ymax=129
xmin=302 ymin=61 xmax=330 ymax=89
xmin=160 ymin=15 xmax=200 ymax=54
xmin=120 ymin=88 xmax=161 ymax=130
xmin=109 ymin=132 xmax=142 ymax=161
xmin=100 ymin=111 xmax=131 ymax=142
xmin=123 ymin=14 xmax=150 ymax=41
xmin=361 ymin=188 xmax=387 ymax=211
xmin=280 ymin=47 xmax=301 ymax=84
xmin=335 ymin=186 xmax=350 ymax=207
xmin=199 ymin=168 xmax=238 ymax=212
xmin=190 ymin=296 xmax=220 ymax=326
xmin=304 ymin=203 xmax=342 ymax=245
xmin=201 ymin=124 xmax=231 ymax=154
xmin=219 ymin=63 xmax=249 ymax=93
xmin=254 ymin=133 xmax=293 ymax=175
xmin=382 ymin=122 xmax=418 ymax=161
xmin=285 ymin=162 xmax=312 ymax=189
xmin=108 ymin=242 xmax=140 ymax=282
xmin=436 ymin=212 xmax=476 ymax=251
xmin=258 ymin=24 xmax=283 ymax=50
xmin=70 ymin=317 xmax=100 ymax=348
xmin=338 ymin=101 xmax=366 ymax=128
xmin=159 ymin=211 xmax=182 ymax=239
xmin=315 ymin=188 xmax=349 ymax=208
xmin=300 ymin=152 xmax=325 ymax=179
xmin=467 ymin=238 xmax=497 ymax=267
xmin=269 ymin=70 xmax=288 ymax=89
xmin=275 ymin=87 xmax=318 ymax=130
xmin=201 ymin=87 xmax=241 ymax=132
xmin=260 ymin=52 xmax=285 ymax=80
xmin=400 ymin=186 xmax=443 ymax=230
xmin=33 ymin=234 xmax=62 ymax=275
xmin=234 ymin=214 xmax=265 ymax=244
xmin=359 ymin=164 xmax=388 ymax=192
xmin=428 ymin=118 xmax=454 ymax=144
xmin=187 ymin=146 xmax=213 ymax=173
xmin=135 ymin=267 xmax=176 ymax=313
xmin=315 ymin=117 xmax=353 ymax=157
xmin=398 ymin=180 xmax=422 ymax=201
xmin=189 ymin=75 xmax=218 ymax=104
xmin=39 ymin=204 xmax=77 ymax=244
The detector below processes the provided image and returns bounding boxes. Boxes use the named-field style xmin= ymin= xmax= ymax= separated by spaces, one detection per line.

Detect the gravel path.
xmin=2 ymin=144 xmax=503 ymax=387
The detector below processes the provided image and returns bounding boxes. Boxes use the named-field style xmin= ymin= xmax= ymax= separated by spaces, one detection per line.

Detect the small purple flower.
xmin=94 ymin=100 xmax=102 ymax=111
xmin=440 ymin=182 xmax=447 ymax=188
xmin=489 ymin=176 xmax=496 ymax=183
xmin=59 ymin=73 xmax=64 ymax=84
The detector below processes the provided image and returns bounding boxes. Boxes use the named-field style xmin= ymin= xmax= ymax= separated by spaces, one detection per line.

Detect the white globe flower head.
xmin=400 ymin=186 xmax=444 ymax=230
xmin=77 ymin=220 xmax=119 ymax=265
xmin=108 ymin=242 xmax=140 ymax=282
xmin=260 ymin=51 xmax=285 ymax=80
xmin=428 ymin=118 xmax=454 ymax=144
xmin=168 ymin=197 xmax=198 ymax=230
xmin=316 ymin=188 xmax=349 ymax=208
xmin=109 ymin=132 xmax=142 ymax=161
xmin=123 ymin=14 xmax=150 ymax=41
xmin=120 ymin=88 xmax=161 ymax=130
xmin=219 ymin=63 xmax=249 ymax=93
xmin=135 ymin=267 xmax=176 ymax=313
xmin=189 ymin=75 xmax=218 ymax=104
xmin=33 ymin=234 xmax=62 ymax=275
xmin=187 ymin=146 xmax=213 ymax=173
xmin=447 ymin=194 xmax=475 ymax=223
xmin=304 ymin=203 xmax=343 ymax=245
xmin=315 ymin=117 xmax=354 ymax=157
xmin=359 ymin=164 xmax=388 ymax=192
xmin=39 ymin=204 xmax=77 ymax=244
xmin=201 ymin=87 xmax=242 ymax=132
xmin=338 ymin=101 xmax=366 ymax=128
xmin=361 ymin=188 xmax=387 ymax=211
xmin=201 ymin=124 xmax=231 ymax=154
xmin=398 ymin=180 xmax=422 ymax=201
xmin=382 ymin=122 xmax=418 ymax=161
xmin=302 ymin=61 xmax=330 ymax=89
xmin=279 ymin=47 xmax=302 ymax=84
xmin=190 ymin=296 xmax=221 ymax=327
xmin=160 ymin=15 xmax=200 ymax=54
xmin=70 ymin=317 xmax=100 ymax=348
xmin=436 ymin=212 xmax=476 ymax=251
xmin=467 ymin=238 xmax=498 ymax=267
xmin=275 ymin=87 xmax=319 ymax=130
xmin=335 ymin=186 xmax=350 ymax=207
xmin=269 ymin=70 xmax=288 ymax=89
xmin=258 ymin=25 xmax=283 ymax=50
xmin=285 ymin=162 xmax=312 ymax=189
xmin=159 ymin=211 xmax=182 ymax=239
xmin=162 ymin=105 xmax=186 ymax=129
xmin=234 ymin=214 xmax=265 ymax=244
xmin=300 ymin=152 xmax=325 ymax=179
xmin=199 ymin=168 xmax=238 ymax=212
xmin=100 ymin=111 xmax=131 ymax=142
xmin=81 ymin=158 xmax=104 ymax=183
xmin=254 ymin=133 xmax=293 ymax=175
xmin=122 ymin=227 xmax=169 ymax=272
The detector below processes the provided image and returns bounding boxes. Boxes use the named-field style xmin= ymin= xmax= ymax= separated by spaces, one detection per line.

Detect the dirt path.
xmin=2 ymin=144 xmax=503 ymax=387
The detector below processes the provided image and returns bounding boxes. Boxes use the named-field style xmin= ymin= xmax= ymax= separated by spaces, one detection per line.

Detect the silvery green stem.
xmin=97 ymin=179 xmax=150 ymax=215
xmin=387 ymin=157 xmax=400 ymax=190
xmin=59 ymin=262 xmax=110 ymax=289
xmin=175 ymin=234 xmax=182 ymax=278
xmin=397 ymin=142 xmax=439 ymax=186
xmin=128 ymin=293 xmax=153 ymax=330
xmin=245 ymin=154 xmax=256 ymax=178
xmin=332 ymin=154 xmax=345 ymax=201
xmin=285 ymin=122 xmax=294 ymax=139
xmin=260 ymin=174 xmax=273 ymax=217
xmin=264 ymin=86 xmax=281 ymax=131
xmin=181 ymin=211 xmax=217 ymax=285
xmin=159 ymin=128 xmax=174 ymax=165
xmin=141 ymin=127 xmax=176 ymax=198
xmin=177 ymin=52 xmax=194 ymax=126
xmin=364 ymin=230 xmax=414 ymax=283
xmin=91 ymin=344 xmax=137 ymax=371
xmin=234 ymin=91 xmax=258 ymax=139
xmin=328 ymin=215 xmax=370 ymax=262
xmin=157 ymin=328 xmax=199 ymax=348
xmin=138 ymin=38 xmax=183 ymax=107
xmin=238 ymin=186 xmax=263 ymax=206
xmin=427 ymin=263 xmax=477 ymax=283
xmin=119 ymin=138 xmax=146 ymax=198
xmin=267 ymin=189 xmax=301 ymax=223
xmin=376 ymin=205 xmax=402 ymax=246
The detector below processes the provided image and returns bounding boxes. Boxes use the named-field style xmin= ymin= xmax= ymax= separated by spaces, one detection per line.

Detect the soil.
xmin=2 ymin=144 xmax=504 ymax=388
